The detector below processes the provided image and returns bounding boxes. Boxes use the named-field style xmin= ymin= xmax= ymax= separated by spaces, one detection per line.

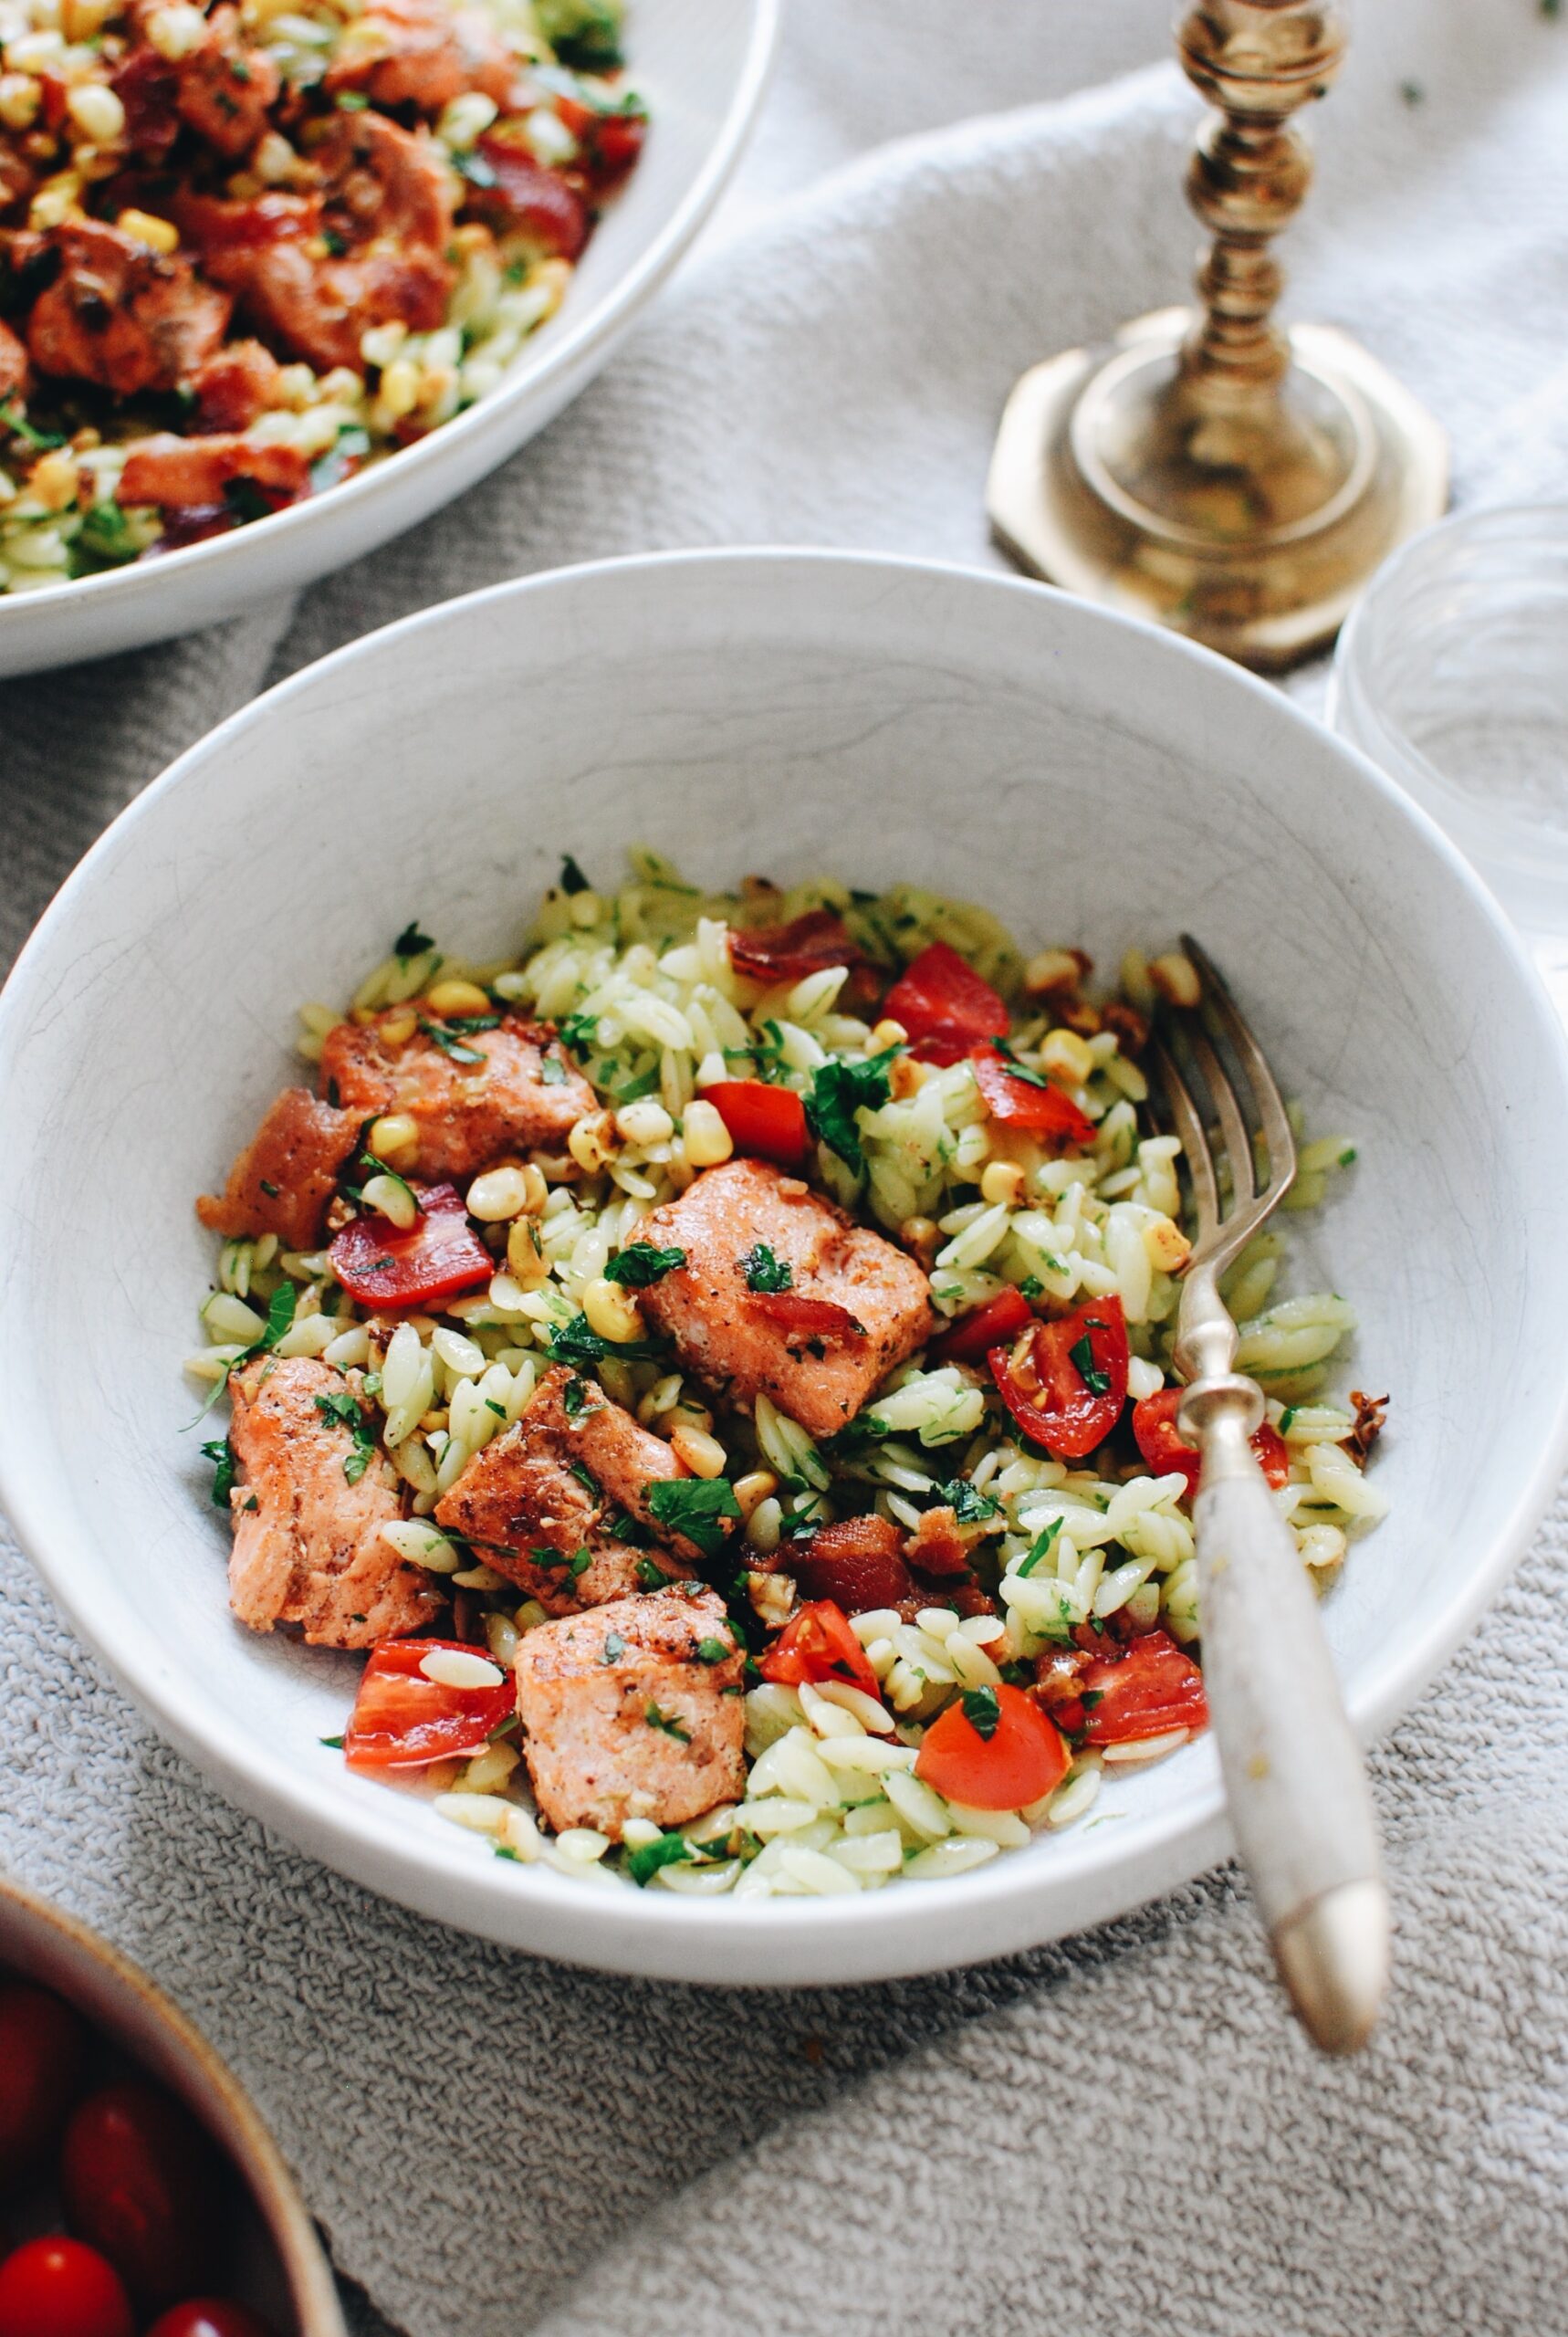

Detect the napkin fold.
xmin=4 ymin=3 xmax=1568 ymax=2332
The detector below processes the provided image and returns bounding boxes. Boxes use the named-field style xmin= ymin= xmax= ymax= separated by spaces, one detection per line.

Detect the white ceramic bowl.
xmin=3 ymin=550 xmax=1566 ymax=1987
xmin=0 ymin=0 xmax=775 ymax=679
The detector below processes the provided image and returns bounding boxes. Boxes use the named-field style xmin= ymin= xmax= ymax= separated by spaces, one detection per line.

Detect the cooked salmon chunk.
xmin=635 ymin=1158 xmax=934 ymax=1439
xmin=197 ymin=1087 xmax=361 ymax=1251
xmin=319 ymin=1010 xmax=593 ymax=1181
xmin=225 ymin=1357 xmax=439 ymax=1648
xmin=434 ymin=1364 xmax=697 ymax=1610
xmin=512 ymin=1587 xmax=746 ymax=1838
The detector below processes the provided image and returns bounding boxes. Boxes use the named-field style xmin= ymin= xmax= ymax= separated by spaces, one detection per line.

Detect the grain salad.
xmin=0 ymin=0 xmax=643 ymax=590
xmin=187 ymin=853 xmax=1389 ymax=1901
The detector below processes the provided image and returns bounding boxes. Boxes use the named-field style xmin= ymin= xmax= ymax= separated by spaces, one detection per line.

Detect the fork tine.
xmin=1185 ymin=1021 xmax=1256 ymax=1210
xmin=1150 ymin=1038 xmax=1219 ymax=1244
xmin=1181 ymin=934 xmax=1298 ymax=1197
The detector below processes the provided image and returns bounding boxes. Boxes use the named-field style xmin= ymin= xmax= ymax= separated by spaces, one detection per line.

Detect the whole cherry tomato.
xmin=146 ymin=2301 xmax=277 ymax=2337
xmin=0 ymin=2237 xmax=133 ymax=2337
xmin=1131 ymin=1387 xmax=1291 ymax=1495
xmin=61 ymin=2082 xmax=228 ymax=2309
xmin=0 ymin=1978 xmax=88 ymax=2188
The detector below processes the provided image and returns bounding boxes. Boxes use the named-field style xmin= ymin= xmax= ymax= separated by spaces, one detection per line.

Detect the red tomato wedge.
xmin=343 ymin=1640 xmax=514 ymax=1769
xmin=329 ymin=1181 xmax=492 ymax=1312
xmin=750 ymin=1291 xmax=865 ymax=1344
xmin=929 ymin=1284 xmax=1033 ymax=1365
xmin=758 ymin=1600 xmax=882 ymax=1698
xmin=704 ymin=1079 xmax=810 ymax=1167
xmin=727 ymin=908 xmax=871 ymax=992
xmin=988 ymin=1295 xmax=1129 ymax=1460
xmin=915 ymin=1684 xmax=1069 ymax=1810
xmin=969 ymin=1044 xmax=1097 ymax=1147
xmin=552 ymin=93 xmax=648 ymax=185
xmin=1080 ymin=1629 xmax=1208 ymax=1745
xmin=1131 ymin=1388 xmax=1290 ymax=1495
xmin=883 ymin=941 xmax=1009 ymax=1065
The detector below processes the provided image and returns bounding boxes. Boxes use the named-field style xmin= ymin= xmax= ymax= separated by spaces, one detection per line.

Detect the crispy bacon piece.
xmin=468 ymin=133 xmax=589 ymax=259
xmin=901 ymin=1504 xmax=971 ymax=1578
xmin=23 ymin=221 xmax=229 ymax=395
xmin=793 ymin=1515 xmax=914 ymax=1613
xmin=1345 ymin=1390 xmax=1388 ymax=1465
xmin=727 ymin=907 xmax=880 ymax=1011
xmin=110 ymin=44 xmax=180 ymax=159
xmin=189 ymin=338 xmax=281 ymax=434
xmin=749 ymin=1289 xmax=866 ymax=1346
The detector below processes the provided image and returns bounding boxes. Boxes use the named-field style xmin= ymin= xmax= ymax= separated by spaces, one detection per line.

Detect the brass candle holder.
xmin=988 ymin=0 xmax=1448 ymax=671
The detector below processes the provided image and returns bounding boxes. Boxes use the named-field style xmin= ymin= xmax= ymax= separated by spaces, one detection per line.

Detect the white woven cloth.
xmin=5 ymin=4 xmax=1568 ymax=2332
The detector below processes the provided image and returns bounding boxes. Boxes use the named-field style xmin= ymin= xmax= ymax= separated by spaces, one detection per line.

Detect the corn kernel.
xmin=670 ymin=1423 xmax=727 ymax=1479
xmin=377 ymin=356 xmax=421 ymax=419
xmin=615 ymin=1097 xmax=674 ymax=1148
xmin=466 ymin=1164 xmax=532 ymax=1222
xmin=682 ymin=1099 xmax=734 ymax=1168
xmin=424 ymin=977 xmax=490 ymax=1018
xmin=380 ymin=1004 xmax=418 ymax=1046
xmin=1023 ymin=947 xmax=1090 ymax=997
xmin=732 ymin=1468 xmax=778 ymax=1520
xmin=567 ymin=1110 xmax=616 ymax=1175
xmin=899 ymin=1215 xmax=939 ymax=1265
xmin=27 ymin=449 xmax=77 ymax=512
xmin=1040 ymin=1027 xmax=1095 ymax=1087
xmin=144 ymin=1 xmax=206 ymax=57
xmin=65 ymin=81 xmax=124 ymax=142
xmin=0 ymin=74 xmax=41 ymax=130
xmin=1149 ymin=951 xmax=1201 ymax=1011
xmin=29 ymin=172 xmax=83 ymax=229
xmin=505 ymin=1217 xmax=549 ymax=1288
xmin=889 ymin=1054 xmax=927 ymax=1100
xmin=1143 ymin=1214 xmax=1192 ymax=1273
xmin=115 ymin=204 xmax=178 ymax=254
xmin=583 ymin=1275 xmax=643 ymax=1346
xmin=361 ymin=1172 xmax=417 ymax=1231
xmin=870 ymin=1018 xmax=907 ymax=1048
xmin=979 ymin=1159 xmax=1026 ymax=1208
xmin=367 ymin=1112 xmax=420 ymax=1170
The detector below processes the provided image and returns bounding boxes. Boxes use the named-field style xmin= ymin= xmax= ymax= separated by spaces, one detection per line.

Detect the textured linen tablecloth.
xmin=5 ymin=5 xmax=1568 ymax=2332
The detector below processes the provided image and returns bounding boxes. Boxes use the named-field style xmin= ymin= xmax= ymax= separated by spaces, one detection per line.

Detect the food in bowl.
xmin=0 ymin=0 xmax=643 ymax=593
xmin=187 ymin=852 xmax=1388 ymax=1901
xmin=0 ymin=1968 xmax=278 ymax=2336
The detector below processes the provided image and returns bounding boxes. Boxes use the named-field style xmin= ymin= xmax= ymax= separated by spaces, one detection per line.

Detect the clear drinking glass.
xmin=1328 ymin=506 xmax=1568 ymax=946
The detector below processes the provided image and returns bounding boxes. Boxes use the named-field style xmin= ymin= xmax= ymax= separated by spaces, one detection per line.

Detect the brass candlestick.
xmin=988 ymin=0 xmax=1448 ymax=671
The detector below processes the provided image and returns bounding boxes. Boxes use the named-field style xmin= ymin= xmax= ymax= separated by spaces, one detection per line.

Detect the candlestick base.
xmin=988 ymin=307 xmax=1448 ymax=672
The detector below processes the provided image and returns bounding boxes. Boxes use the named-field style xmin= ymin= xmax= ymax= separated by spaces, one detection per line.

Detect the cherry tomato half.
xmin=758 ymin=1600 xmax=882 ymax=1699
xmin=343 ymin=1640 xmax=515 ymax=1770
xmin=915 ymin=1684 xmax=1069 ymax=1810
xmin=146 ymin=2300 xmax=277 ymax=2337
xmin=928 ymin=1284 xmax=1033 ymax=1366
xmin=1080 ymin=1629 xmax=1208 ymax=1745
xmin=1131 ymin=1388 xmax=1290 ymax=1496
xmin=329 ymin=1180 xmax=493 ymax=1312
xmin=61 ymin=2082 xmax=227 ymax=2310
xmin=883 ymin=941 xmax=1009 ymax=1065
xmin=988 ymin=1295 xmax=1129 ymax=1460
xmin=0 ymin=2237 xmax=134 ymax=2337
xmin=969 ymin=1043 xmax=1097 ymax=1147
xmin=704 ymin=1080 xmax=810 ymax=1167
xmin=0 ymin=1978 xmax=88 ymax=2188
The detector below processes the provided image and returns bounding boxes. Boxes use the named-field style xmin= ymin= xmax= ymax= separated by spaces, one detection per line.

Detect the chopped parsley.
xmin=1068 ymin=1333 xmax=1111 ymax=1396
xmin=224 ymin=477 xmax=274 ymax=526
xmin=568 ymin=1549 xmax=593 ymax=1579
xmin=601 ymin=1630 xmax=626 ymax=1664
xmin=310 ymin=422 xmax=371 ymax=495
xmin=936 ymin=1477 xmax=999 ymax=1525
xmin=559 ymin=852 xmax=591 ymax=894
xmin=646 ymin=1476 xmax=741 ymax=1557
xmin=559 ymin=1010 xmax=600 ymax=1058
xmin=562 ymin=1375 xmax=590 ymax=1420
xmin=1018 ymin=1275 xmax=1044 ymax=1300
xmin=313 ymin=1390 xmax=379 ymax=1484
xmin=319 ymin=1734 xmax=345 ymax=1749
xmin=1017 ymin=1519 xmax=1062 ymax=1577
xmin=546 ymin=1312 xmax=667 ymax=1368
xmin=417 ymin=1014 xmax=497 ymax=1064
xmin=627 ymin=1834 xmax=692 ymax=1885
xmin=345 ymin=1147 xmax=417 ymax=1216
xmin=612 ymin=1064 xmax=663 ymax=1105
xmin=259 ymin=1178 xmax=280 ymax=1198
xmin=635 ymin=1556 xmax=674 ymax=1591
xmin=644 ymin=1702 xmax=691 ymax=1744
xmin=984 ymin=1039 xmax=1056 ymax=1092
xmin=739 ymin=1242 xmax=791 ymax=1294
xmin=452 ymin=146 xmax=497 ymax=186
xmin=336 ymin=88 xmax=370 ymax=108
xmin=71 ymin=501 xmax=140 ymax=574
xmin=805 ymin=1045 xmax=899 ymax=1173
xmin=540 ymin=1055 xmax=568 ymax=1085
xmin=604 ymin=1243 xmax=686 ymax=1288
xmin=695 ymin=1637 xmax=732 ymax=1665
xmin=0 ymin=401 xmax=65 ymax=451
xmin=569 ymin=1461 xmax=598 ymax=1494
xmin=960 ymin=1685 xmax=1001 ymax=1741
xmin=394 ymin=920 xmax=434 ymax=959
xmin=1279 ymin=1407 xmax=1298 ymax=1434
xmin=201 ymin=1437 xmax=235 ymax=1509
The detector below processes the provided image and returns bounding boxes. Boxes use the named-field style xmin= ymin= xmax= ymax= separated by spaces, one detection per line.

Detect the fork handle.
xmin=1186 ymin=1383 xmax=1390 ymax=2055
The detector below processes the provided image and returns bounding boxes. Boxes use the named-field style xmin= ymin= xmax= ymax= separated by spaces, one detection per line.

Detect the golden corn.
xmin=899 ymin=1215 xmax=939 ymax=1265
xmin=424 ymin=977 xmax=490 ymax=1018
xmin=681 ymin=1099 xmax=734 ymax=1168
xmin=367 ymin=1112 xmax=420 ymax=1170
xmin=1149 ymin=951 xmax=1201 ymax=1011
xmin=27 ymin=451 xmax=78 ymax=512
xmin=380 ymin=1004 xmax=418 ymax=1046
xmin=670 ymin=1423 xmax=727 ymax=1479
xmin=65 ymin=82 xmax=125 ymax=143
xmin=144 ymin=1 xmax=207 ymax=57
xmin=466 ymin=1165 xmax=533 ymax=1222
xmin=116 ymin=205 xmax=179 ymax=254
xmin=870 ymin=1018 xmax=908 ymax=1048
xmin=889 ymin=1054 xmax=927 ymax=1100
xmin=979 ymin=1159 xmax=1027 ymax=1208
xmin=582 ymin=1276 xmax=643 ymax=1346
xmin=568 ymin=1110 xmax=616 ymax=1175
xmin=1040 ymin=1027 xmax=1096 ymax=1087
xmin=0 ymin=74 xmax=41 ymax=131
xmin=1143 ymin=1214 xmax=1192 ymax=1273
xmin=506 ymin=1217 xmax=549 ymax=1288
xmin=732 ymin=1468 xmax=779 ymax=1521
xmin=1023 ymin=946 xmax=1091 ymax=997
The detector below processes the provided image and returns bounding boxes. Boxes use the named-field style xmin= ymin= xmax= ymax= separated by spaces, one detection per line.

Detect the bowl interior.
xmin=3 ymin=551 xmax=1564 ymax=1985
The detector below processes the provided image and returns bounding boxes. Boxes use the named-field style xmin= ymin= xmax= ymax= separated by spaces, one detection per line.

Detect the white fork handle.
xmin=1192 ymin=1401 xmax=1389 ymax=2054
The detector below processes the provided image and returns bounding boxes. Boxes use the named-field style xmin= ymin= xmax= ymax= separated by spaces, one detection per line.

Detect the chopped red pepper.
xmin=329 ymin=1180 xmax=493 ymax=1312
xmin=758 ymin=1599 xmax=882 ymax=1698
xmin=969 ymin=1043 xmax=1097 ymax=1147
xmin=750 ymin=1291 xmax=865 ymax=1344
xmin=704 ymin=1079 xmax=810 ymax=1167
xmin=929 ymin=1284 xmax=1034 ymax=1365
xmin=988 ymin=1294 xmax=1129 ymax=1460
xmin=344 ymin=1640 xmax=514 ymax=1769
xmin=883 ymin=941 xmax=1009 ymax=1065
xmin=1079 ymin=1628 xmax=1208 ymax=1745
xmin=1131 ymin=1387 xmax=1291 ymax=1496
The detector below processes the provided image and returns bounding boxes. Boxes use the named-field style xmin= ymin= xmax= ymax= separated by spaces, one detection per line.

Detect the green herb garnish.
xmin=646 ymin=1476 xmax=740 ymax=1556
xmin=1017 ymin=1519 xmax=1062 ymax=1577
xmin=695 ymin=1637 xmax=732 ymax=1665
xmin=936 ymin=1477 xmax=999 ymax=1525
xmin=559 ymin=852 xmax=591 ymax=894
xmin=960 ymin=1685 xmax=1000 ymax=1741
xmin=644 ymin=1702 xmax=691 ymax=1744
xmin=0 ymin=401 xmax=64 ymax=451
xmin=1068 ymin=1333 xmax=1111 ymax=1396
xmin=394 ymin=920 xmax=434 ymax=958
xmin=627 ymin=1834 xmax=692 ymax=1885
xmin=739 ymin=1242 xmax=792 ymax=1294
xmin=546 ymin=1313 xmax=667 ymax=1368
xmin=635 ymin=1556 xmax=674 ymax=1591
xmin=201 ymin=1437 xmax=235 ymax=1509
xmin=805 ymin=1045 xmax=899 ymax=1173
xmin=313 ymin=1389 xmax=379 ymax=1484
xmin=604 ymin=1243 xmax=686 ymax=1288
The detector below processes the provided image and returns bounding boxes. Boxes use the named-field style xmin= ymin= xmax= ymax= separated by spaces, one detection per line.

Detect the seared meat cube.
xmin=196 ymin=1086 xmax=361 ymax=1251
xmin=434 ymin=1364 xmax=699 ymax=1610
xmin=225 ymin=1357 xmax=438 ymax=1648
xmin=512 ymin=1587 xmax=746 ymax=1838
xmin=319 ymin=1010 xmax=592 ymax=1182
xmin=24 ymin=221 xmax=230 ymax=396
xmin=634 ymin=1158 xmax=934 ymax=1438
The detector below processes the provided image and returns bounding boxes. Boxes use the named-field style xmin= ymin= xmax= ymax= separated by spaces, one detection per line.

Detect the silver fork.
xmin=1150 ymin=936 xmax=1389 ymax=2055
